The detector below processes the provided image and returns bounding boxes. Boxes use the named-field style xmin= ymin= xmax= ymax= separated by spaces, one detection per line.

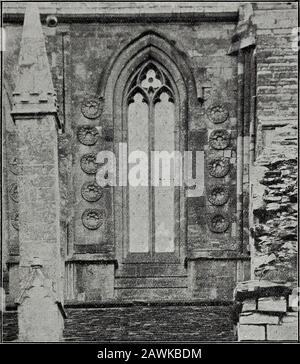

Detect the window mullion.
xmin=149 ymin=100 xmax=155 ymax=257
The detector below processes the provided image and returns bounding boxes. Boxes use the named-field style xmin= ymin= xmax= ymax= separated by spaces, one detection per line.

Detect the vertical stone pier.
xmin=11 ymin=3 xmax=65 ymax=341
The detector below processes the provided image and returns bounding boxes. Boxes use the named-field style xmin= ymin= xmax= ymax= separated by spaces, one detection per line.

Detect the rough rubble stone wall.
xmin=2 ymin=304 xmax=235 ymax=342
xmin=250 ymin=2 xmax=298 ymax=283
xmin=232 ymin=2 xmax=298 ymax=342
xmin=234 ymin=281 xmax=298 ymax=342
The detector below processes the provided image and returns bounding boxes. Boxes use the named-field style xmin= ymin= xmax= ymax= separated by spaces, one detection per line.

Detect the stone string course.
xmin=2 ymin=1 xmax=240 ymax=15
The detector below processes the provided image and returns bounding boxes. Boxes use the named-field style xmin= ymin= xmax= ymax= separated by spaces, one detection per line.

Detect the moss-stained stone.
xmin=2 ymin=304 xmax=235 ymax=342
xmin=251 ymin=125 xmax=297 ymax=283
xmin=11 ymin=3 xmax=64 ymax=341
xmin=1 ymin=0 xmax=298 ymax=341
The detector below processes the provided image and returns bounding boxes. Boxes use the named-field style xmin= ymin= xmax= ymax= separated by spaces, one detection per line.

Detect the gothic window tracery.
xmin=125 ymin=61 xmax=177 ymax=255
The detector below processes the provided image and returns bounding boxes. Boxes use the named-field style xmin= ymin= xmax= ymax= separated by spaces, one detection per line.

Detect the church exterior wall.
xmin=1 ymin=2 xmax=298 ymax=342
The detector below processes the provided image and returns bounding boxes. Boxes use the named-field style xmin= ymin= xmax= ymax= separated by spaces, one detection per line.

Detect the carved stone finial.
xmin=11 ymin=3 xmax=60 ymax=127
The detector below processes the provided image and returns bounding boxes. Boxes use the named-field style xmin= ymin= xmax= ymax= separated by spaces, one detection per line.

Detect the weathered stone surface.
xmin=77 ymin=126 xmax=100 ymax=146
xmin=258 ymin=297 xmax=287 ymax=312
xmin=3 ymin=1 xmax=240 ymax=16
xmin=251 ymin=4 xmax=298 ymax=283
xmin=3 ymin=305 xmax=236 ymax=342
xmin=240 ymin=312 xmax=279 ymax=325
xmin=193 ymin=260 xmax=238 ymax=300
xmin=10 ymin=3 xmax=64 ymax=342
xmin=7 ymin=264 xmax=20 ymax=303
xmin=281 ymin=312 xmax=299 ymax=324
xmin=237 ymin=324 xmax=266 ymax=341
xmin=235 ymin=280 xmax=292 ymax=301
xmin=1 ymin=0 xmax=298 ymax=344
xmin=267 ymin=323 xmax=298 ymax=341
xmin=10 ymin=3 xmax=58 ymax=120
xmin=242 ymin=299 xmax=257 ymax=312
xmin=288 ymin=294 xmax=299 ymax=312
xmin=75 ymin=263 xmax=114 ymax=301
xmin=2 ymin=311 xmax=18 ymax=342
xmin=2 ymin=0 xmax=242 ymax=304
xmin=234 ymin=280 xmax=298 ymax=342
xmin=17 ymin=264 xmax=65 ymax=342
xmin=252 ymin=155 xmax=298 ymax=283
xmin=81 ymin=96 xmax=104 ymax=119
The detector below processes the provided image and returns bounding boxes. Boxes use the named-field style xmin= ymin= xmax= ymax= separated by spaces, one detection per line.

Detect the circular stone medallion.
xmin=207 ymin=213 xmax=229 ymax=233
xmin=81 ymin=96 xmax=103 ymax=119
xmin=207 ymin=184 xmax=230 ymax=206
xmin=207 ymin=157 xmax=230 ymax=178
xmin=80 ymin=153 xmax=98 ymax=174
xmin=82 ymin=209 xmax=105 ymax=230
xmin=207 ymin=104 xmax=229 ymax=124
xmin=11 ymin=211 xmax=19 ymax=231
xmin=81 ymin=181 xmax=103 ymax=202
xmin=9 ymin=183 xmax=19 ymax=202
xmin=9 ymin=156 xmax=22 ymax=175
xmin=77 ymin=126 xmax=99 ymax=146
xmin=209 ymin=129 xmax=230 ymax=150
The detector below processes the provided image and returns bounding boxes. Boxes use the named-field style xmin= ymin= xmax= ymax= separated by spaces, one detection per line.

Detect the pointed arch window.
xmin=125 ymin=61 xmax=180 ymax=256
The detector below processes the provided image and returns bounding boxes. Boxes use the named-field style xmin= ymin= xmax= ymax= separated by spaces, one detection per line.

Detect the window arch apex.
xmin=126 ymin=61 xmax=175 ymax=105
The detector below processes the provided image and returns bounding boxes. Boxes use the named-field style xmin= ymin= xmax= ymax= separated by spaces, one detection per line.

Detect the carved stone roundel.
xmin=11 ymin=211 xmax=19 ymax=231
xmin=207 ymin=104 xmax=229 ymax=124
xmin=9 ymin=183 xmax=19 ymax=203
xmin=9 ymin=156 xmax=22 ymax=175
xmin=81 ymin=96 xmax=103 ymax=119
xmin=81 ymin=181 xmax=103 ymax=202
xmin=80 ymin=153 xmax=98 ymax=174
xmin=82 ymin=209 xmax=105 ymax=230
xmin=208 ymin=213 xmax=229 ymax=233
xmin=207 ymin=157 xmax=230 ymax=178
xmin=77 ymin=126 xmax=99 ymax=146
xmin=209 ymin=129 xmax=230 ymax=150
xmin=207 ymin=184 xmax=230 ymax=206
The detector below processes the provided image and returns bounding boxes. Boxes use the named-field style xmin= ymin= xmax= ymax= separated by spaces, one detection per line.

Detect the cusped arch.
xmin=99 ymin=31 xmax=197 ymax=115
xmin=110 ymin=32 xmax=189 ymax=264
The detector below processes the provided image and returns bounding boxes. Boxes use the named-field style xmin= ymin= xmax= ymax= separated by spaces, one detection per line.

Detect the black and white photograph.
xmin=0 ymin=0 xmax=298 ymax=351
